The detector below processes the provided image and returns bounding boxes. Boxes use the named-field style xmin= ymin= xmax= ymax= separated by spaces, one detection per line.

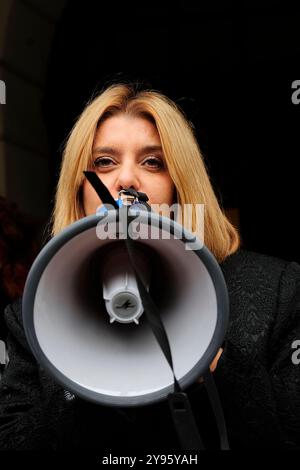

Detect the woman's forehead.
xmin=93 ymin=114 xmax=161 ymax=148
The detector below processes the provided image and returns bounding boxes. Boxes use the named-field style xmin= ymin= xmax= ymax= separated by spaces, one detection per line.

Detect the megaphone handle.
xmin=168 ymin=392 xmax=205 ymax=450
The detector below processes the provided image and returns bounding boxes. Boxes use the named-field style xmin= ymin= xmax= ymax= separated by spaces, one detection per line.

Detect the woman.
xmin=0 ymin=83 xmax=299 ymax=450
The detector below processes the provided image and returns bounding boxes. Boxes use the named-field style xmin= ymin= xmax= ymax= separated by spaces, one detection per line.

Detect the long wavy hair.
xmin=51 ymin=83 xmax=240 ymax=262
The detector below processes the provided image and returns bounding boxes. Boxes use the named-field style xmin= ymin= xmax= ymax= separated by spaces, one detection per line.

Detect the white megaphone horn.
xmin=22 ymin=171 xmax=230 ymax=450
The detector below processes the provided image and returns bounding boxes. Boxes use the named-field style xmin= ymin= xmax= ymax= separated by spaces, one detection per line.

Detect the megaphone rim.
xmin=22 ymin=210 xmax=229 ymax=407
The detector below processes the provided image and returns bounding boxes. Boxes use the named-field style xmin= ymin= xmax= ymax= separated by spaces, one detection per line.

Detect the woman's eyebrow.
xmin=93 ymin=146 xmax=121 ymax=156
xmin=138 ymin=145 xmax=163 ymax=154
xmin=92 ymin=145 xmax=163 ymax=156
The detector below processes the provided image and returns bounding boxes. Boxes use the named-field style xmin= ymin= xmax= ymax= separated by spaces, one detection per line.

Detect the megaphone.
xmin=22 ymin=175 xmax=230 ymax=449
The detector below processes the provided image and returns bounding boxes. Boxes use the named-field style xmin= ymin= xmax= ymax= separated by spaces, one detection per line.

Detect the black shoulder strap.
xmin=84 ymin=171 xmax=230 ymax=450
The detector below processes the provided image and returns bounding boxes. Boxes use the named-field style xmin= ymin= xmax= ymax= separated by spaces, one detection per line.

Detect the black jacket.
xmin=0 ymin=248 xmax=300 ymax=451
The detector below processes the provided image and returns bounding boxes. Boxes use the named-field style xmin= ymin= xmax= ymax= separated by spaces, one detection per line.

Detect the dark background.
xmin=45 ymin=0 xmax=300 ymax=264
xmin=2 ymin=0 xmax=300 ymax=263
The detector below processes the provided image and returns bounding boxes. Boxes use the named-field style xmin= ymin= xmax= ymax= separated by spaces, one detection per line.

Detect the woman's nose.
xmin=115 ymin=163 xmax=140 ymax=192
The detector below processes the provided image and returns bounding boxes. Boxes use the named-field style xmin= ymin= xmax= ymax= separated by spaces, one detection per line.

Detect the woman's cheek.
xmin=82 ymin=183 xmax=102 ymax=215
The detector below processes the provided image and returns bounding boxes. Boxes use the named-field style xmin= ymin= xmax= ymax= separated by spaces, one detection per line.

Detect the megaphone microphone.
xmin=22 ymin=172 xmax=230 ymax=450
xmin=101 ymin=242 xmax=150 ymax=325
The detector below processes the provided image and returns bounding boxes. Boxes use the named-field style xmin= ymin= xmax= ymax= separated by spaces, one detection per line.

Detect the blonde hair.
xmin=51 ymin=83 xmax=240 ymax=262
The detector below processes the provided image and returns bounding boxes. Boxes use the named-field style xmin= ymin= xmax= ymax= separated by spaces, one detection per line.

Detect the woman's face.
xmin=82 ymin=114 xmax=175 ymax=215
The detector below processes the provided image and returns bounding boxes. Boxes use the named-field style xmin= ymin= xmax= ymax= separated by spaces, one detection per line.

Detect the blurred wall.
xmin=0 ymin=0 xmax=66 ymax=222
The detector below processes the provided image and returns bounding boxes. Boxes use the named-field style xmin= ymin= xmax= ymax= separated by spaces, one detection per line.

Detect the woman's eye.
xmin=92 ymin=156 xmax=164 ymax=170
xmin=93 ymin=157 xmax=114 ymax=168
xmin=143 ymin=157 xmax=164 ymax=169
